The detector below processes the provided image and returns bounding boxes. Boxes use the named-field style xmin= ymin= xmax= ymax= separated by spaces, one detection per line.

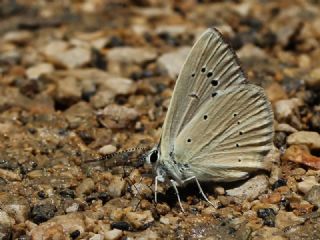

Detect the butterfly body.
xmin=145 ymin=28 xmax=274 ymax=209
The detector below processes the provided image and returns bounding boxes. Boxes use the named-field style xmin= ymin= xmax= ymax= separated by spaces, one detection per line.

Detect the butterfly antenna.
xmin=84 ymin=146 xmax=151 ymax=167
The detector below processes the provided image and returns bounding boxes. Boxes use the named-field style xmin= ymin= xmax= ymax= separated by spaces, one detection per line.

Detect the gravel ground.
xmin=1 ymin=0 xmax=320 ymax=239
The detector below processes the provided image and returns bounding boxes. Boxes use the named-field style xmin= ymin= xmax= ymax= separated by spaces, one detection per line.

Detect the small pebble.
xmin=257 ymin=208 xmax=276 ymax=227
xmin=125 ymin=211 xmax=154 ymax=229
xmin=287 ymin=131 xmax=320 ymax=150
xmin=98 ymin=145 xmax=117 ymax=155
xmin=297 ymin=176 xmax=319 ymax=194
xmin=31 ymin=204 xmax=56 ymax=224
xmin=76 ymin=178 xmax=95 ymax=196
xmin=275 ymin=210 xmax=305 ymax=229
xmin=272 ymin=178 xmax=287 ymax=190
xmin=103 ymin=229 xmax=122 ymax=240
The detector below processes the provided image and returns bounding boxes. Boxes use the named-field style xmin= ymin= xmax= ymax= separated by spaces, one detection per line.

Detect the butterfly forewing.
xmin=160 ymin=28 xmax=247 ymax=160
xmin=174 ymin=85 xmax=274 ymax=181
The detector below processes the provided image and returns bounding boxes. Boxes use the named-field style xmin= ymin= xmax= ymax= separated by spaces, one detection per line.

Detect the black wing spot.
xmin=211 ymin=92 xmax=217 ymax=98
xmin=239 ymin=131 xmax=243 ymax=135
xmin=207 ymin=72 xmax=213 ymax=78
xmin=233 ymin=113 xmax=238 ymax=117
xmin=237 ymin=121 xmax=241 ymax=125
xmin=211 ymin=80 xmax=218 ymax=86
xmin=189 ymin=93 xmax=199 ymax=100
xmin=236 ymin=143 xmax=240 ymax=147
xmin=191 ymin=73 xmax=195 ymax=77
xmin=201 ymin=67 xmax=206 ymax=73
xmin=203 ymin=115 xmax=208 ymax=120
xmin=187 ymin=138 xmax=192 ymax=143
xmin=238 ymin=159 xmax=241 ymax=162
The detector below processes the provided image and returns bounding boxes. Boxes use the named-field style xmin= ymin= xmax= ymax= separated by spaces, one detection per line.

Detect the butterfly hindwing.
xmin=173 ymin=84 xmax=274 ymax=181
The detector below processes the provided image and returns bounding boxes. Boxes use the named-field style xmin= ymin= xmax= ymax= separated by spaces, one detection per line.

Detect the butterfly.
xmin=145 ymin=28 xmax=274 ymax=211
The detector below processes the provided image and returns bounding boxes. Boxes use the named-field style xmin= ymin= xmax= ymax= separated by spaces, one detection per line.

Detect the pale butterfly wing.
xmin=174 ymin=84 xmax=274 ymax=182
xmin=160 ymin=28 xmax=247 ymax=161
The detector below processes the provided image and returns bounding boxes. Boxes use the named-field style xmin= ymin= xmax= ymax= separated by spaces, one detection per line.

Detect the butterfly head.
xmin=145 ymin=147 xmax=165 ymax=181
xmin=145 ymin=147 xmax=184 ymax=185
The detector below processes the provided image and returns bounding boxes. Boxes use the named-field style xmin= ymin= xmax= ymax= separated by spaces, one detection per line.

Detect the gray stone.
xmin=157 ymin=47 xmax=191 ymax=79
xmin=42 ymin=41 xmax=91 ymax=69
xmin=306 ymin=185 xmax=320 ymax=207
xmin=226 ymin=175 xmax=269 ymax=200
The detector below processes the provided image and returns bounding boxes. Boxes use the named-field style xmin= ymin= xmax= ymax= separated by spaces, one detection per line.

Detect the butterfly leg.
xmin=154 ymin=175 xmax=159 ymax=203
xmin=170 ymin=179 xmax=185 ymax=212
xmin=182 ymin=176 xmax=218 ymax=208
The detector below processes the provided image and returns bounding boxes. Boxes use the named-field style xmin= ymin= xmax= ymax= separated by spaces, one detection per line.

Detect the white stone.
xmin=99 ymin=145 xmax=117 ymax=155
xmin=89 ymin=234 xmax=104 ymax=240
xmin=103 ymin=229 xmax=122 ymax=240
xmin=274 ymin=98 xmax=302 ymax=121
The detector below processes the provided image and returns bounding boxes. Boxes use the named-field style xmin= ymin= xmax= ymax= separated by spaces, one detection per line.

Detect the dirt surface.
xmin=1 ymin=0 xmax=320 ymax=239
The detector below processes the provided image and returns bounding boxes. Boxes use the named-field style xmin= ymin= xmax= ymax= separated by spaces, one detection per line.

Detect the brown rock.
xmin=265 ymin=82 xmax=288 ymax=103
xmin=125 ymin=210 xmax=154 ymax=229
xmin=283 ymin=145 xmax=320 ymax=169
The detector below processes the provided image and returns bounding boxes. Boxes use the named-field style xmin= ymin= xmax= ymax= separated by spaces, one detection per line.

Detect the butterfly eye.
xmin=150 ymin=150 xmax=158 ymax=163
